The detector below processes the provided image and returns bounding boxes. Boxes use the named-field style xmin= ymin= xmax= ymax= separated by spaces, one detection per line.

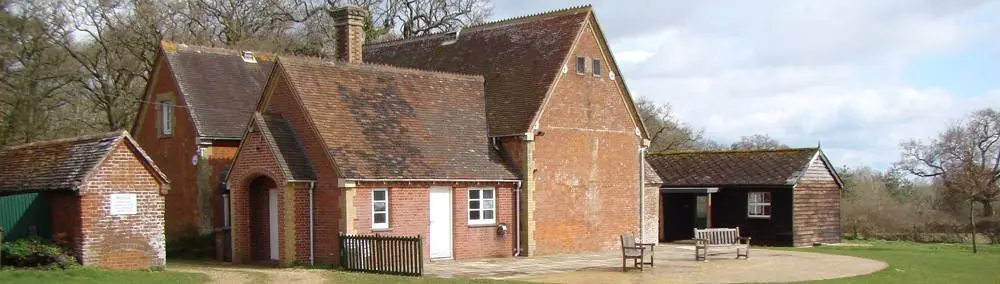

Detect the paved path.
xmin=169 ymin=261 xmax=327 ymax=284
xmin=425 ymin=245 xmax=887 ymax=283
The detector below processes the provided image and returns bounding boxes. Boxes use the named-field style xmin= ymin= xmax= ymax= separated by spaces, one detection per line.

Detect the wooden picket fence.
xmin=339 ymin=233 xmax=423 ymax=276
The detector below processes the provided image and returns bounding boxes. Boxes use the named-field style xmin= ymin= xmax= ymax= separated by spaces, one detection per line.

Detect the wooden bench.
xmin=693 ymin=227 xmax=750 ymax=261
xmin=620 ymin=233 xmax=654 ymax=271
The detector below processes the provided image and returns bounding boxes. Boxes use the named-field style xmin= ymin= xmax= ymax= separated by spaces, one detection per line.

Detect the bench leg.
xmin=622 ymin=257 xmax=626 ymax=272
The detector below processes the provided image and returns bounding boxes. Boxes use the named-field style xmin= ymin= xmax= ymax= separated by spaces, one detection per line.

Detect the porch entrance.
xmin=660 ymin=188 xmax=716 ymax=242
xmin=248 ymin=176 xmax=279 ymax=262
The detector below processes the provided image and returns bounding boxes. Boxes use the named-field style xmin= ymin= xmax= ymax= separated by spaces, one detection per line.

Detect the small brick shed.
xmin=0 ymin=131 xmax=170 ymax=269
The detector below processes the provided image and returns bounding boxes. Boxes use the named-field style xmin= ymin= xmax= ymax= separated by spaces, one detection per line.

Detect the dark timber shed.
xmin=646 ymin=148 xmax=843 ymax=246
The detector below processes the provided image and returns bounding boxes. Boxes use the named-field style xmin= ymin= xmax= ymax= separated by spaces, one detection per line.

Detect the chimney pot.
xmin=331 ymin=6 xmax=368 ymax=63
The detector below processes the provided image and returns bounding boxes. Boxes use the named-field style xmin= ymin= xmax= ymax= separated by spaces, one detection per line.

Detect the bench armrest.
xmin=636 ymin=242 xmax=656 ymax=247
xmin=693 ymin=238 xmax=709 ymax=246
xmin=738 ymin=237 xmax=751 ymax=245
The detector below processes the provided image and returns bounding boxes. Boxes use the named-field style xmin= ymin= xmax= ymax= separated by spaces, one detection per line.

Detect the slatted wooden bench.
xmin=693 ymin=227 xmax=750 ymax=261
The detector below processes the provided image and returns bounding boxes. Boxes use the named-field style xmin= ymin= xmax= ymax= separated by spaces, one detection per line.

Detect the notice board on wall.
xmin=109 ymin=193 xmax=137 ymax=215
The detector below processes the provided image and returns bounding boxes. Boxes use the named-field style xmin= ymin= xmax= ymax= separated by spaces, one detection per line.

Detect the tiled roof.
xmin=0 ymin=131 xmax=167 ymax=194
xmin=363 ymin=6 xmax=592 ymax=136
xmin=646 ymin=148 xmax=820 ymax=187
xmin=162 ymin=42 xmax=275 ymax=138
xmin=277 ymin=57 xmax=518 ymax=180
xmin=254 ymin=113 xmax=316 ymax=181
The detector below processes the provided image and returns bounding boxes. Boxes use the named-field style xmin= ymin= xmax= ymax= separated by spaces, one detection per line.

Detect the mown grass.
xmin=780 ymin=240 xmax=1000 ymax=283
xmin=0 ymin=267 xmax=207 ymax=284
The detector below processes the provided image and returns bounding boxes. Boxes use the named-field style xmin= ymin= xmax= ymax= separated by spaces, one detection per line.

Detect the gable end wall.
xmin=793 ymin=157 xmax=841 ymax=246
xmin=530 ymin=19 xmax=644 ymax=255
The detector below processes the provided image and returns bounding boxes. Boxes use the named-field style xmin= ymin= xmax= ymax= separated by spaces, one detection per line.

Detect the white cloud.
xmin=495 ymin=0 xmax=1000 ymax=169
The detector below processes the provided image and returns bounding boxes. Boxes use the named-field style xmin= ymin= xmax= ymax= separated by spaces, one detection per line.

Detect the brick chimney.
xmin=331 ymin=6 xmax=368 ymax=63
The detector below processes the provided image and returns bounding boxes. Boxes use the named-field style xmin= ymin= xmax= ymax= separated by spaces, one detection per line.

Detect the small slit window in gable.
xmin=592 ymin=59 xmax=601 ymax=76
xmin=159 ymin=100 xmax=173 ymax=136
xmin=576 ymin=56 xmax=586 ymax=74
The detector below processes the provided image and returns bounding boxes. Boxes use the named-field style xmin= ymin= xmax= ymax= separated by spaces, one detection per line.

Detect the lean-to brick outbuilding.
xmin=0 ymin=131 xmax=169 ymax=269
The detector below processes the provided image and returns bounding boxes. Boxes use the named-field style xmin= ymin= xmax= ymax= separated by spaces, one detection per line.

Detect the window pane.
xmin=576 ymin=57 xmax=585 ymax=73
xmin=469 ymin=210 xmax=480 ymax=220
xmin=484 ymin=210 xmax=494 ymax=220
xmin=763 ymin=192 xmax=772 ymax=202
xmin=373 ymin=201 xmax=386 ymax=212
xmin=483 ymin=200 xmax=494 ymax=210
xmin=374 ymin=213 xmax=386 ymax=224
xmin=764 ymin=205 xmax=772 ymax=215
xmin=593 ymin=59 xmax=601 ymax=75
xmin=374 ymin=190 xmax=386 ymax=201
xmin=483 ymin=189 xmax=493 ymax=199
xmin=469 ymin=200 xmax=480 ymax=210
xmin=469 ymin=190 xmax=480 ymax=199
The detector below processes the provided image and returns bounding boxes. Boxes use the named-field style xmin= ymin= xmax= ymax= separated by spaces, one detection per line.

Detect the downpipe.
xmin=308 ymin=181 xmax=316 ymax=265
xmin=514 ymin=180 xmax=523 ymax=256
xmin=639 ymin=147 xmax=646 ymax=241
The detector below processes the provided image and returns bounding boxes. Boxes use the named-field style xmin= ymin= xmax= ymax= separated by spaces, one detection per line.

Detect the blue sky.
xmin=494 ymin=0 xmax=1000 ymax=170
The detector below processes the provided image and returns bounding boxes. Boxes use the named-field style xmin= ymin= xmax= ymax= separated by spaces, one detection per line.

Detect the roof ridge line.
xmin=0 ymin=131 xmax=123 ymax=151
xmin=279 ymin=55 xmax=485 ymax=81
xmin=650 ymin=147 xmax=819 ymax=156
xmin=161 ymin=40 xmax=278 ymax=60
xmin=365 ymin=4 xmax=592 ymax=47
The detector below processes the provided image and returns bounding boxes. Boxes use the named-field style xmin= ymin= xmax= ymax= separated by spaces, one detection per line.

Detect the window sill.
xmin=467 ymin=223 xmax=497 ymax=228
xmin=371 ymin=227 xmax=390 ymax=232
xmin=747 ymin=216 xmax=771 ymax=219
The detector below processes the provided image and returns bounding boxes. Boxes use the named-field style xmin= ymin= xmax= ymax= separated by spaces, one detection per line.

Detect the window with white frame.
xmin=468 ymin=188 xmax=495 ymax=225
xmin=159 ymin=100 xmax=173 ymax=136
xmin=747 ymin=191 xmax=772 ymax=218
xmin=372 ymin=188 xmax=388 ymax=229
xmin=576 ymin=56 xmax=586 ymax=74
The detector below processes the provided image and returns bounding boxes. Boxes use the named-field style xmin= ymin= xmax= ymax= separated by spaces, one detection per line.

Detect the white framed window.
xmin=575 ymin=56 xmax=586 ymax=74
xmin=372 ymin=188 xmax=388 ymax=229
xmin=468 ymin=187 xmax=496 ymax=225
xmin=592 ymin=59 xmax=601 ymax=76
xmin=747 ymin=191 xmax=772 ymax=219
xmin=159 ymin=100 xmax=174 ymax=136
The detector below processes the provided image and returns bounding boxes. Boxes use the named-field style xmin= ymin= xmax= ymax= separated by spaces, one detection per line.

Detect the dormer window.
xmin=592 ymin=59 xmax=601 ymax=76
xmin=242 ymin=51 xmax=256 ymax=63
xmin=576 ymin=56 xmax=585 ymax=74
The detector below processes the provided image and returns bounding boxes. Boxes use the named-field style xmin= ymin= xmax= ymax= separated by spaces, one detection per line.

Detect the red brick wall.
xmin=133 ymin=56 xmax=213 ymax=239
xmin=77 ymin=141 xmax=167 ymax=269
xmin=531 ymin=20 xmax=643 ymax=255
xmin=352 ymin=183 xmax=515 ymax=260
xmin=263 ymin=70 xmax=343 ymax=264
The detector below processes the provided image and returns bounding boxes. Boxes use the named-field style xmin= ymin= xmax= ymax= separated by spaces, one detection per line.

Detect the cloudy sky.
xmin=493 ymin=0 xmax=1000 ymax=170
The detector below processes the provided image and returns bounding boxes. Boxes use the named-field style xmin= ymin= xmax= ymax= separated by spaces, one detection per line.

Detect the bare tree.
xmin=326 ymin=0 xmax=491 ymax=40
xmin=730 ymin=134 xmax=788 ymax=150
xmin=0 ymin=0 xmax=79 ymax=146
xmin=635 ymin=96 xmax=711 ymax=152
xmin=897 ymin=108 xmax=1000 ymax=253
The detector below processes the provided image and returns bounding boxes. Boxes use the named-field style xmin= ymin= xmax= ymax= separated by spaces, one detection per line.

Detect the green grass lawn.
xmin=782 ymin=240 xmax=1000 ymax=283
xmin=0 ymin=267 xmax=207 ymax=284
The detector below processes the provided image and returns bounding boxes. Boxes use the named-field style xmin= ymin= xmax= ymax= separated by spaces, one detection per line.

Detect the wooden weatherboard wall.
xmin=0 ymin=193 xmax=52 ymax=242
xmin=793 ymin=156 xmax=841 ymax=246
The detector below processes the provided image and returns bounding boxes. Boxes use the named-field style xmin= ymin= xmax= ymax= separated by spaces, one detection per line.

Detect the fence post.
xmin=338 ymin=232 xmax=344 ymax=269
xmin=417 ymin=235 xmax=423 ymax=276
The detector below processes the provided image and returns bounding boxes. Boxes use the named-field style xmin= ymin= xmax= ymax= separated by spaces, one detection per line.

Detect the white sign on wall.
xmin=109 ymin=193 xmax=138 ymax=215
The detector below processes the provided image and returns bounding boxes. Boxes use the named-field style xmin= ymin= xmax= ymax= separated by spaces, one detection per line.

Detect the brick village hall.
xmin=128 ymin=4 xmax=842 ymax=266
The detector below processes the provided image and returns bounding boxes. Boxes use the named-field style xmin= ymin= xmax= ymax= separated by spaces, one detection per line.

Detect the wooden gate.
xmin=339 ymin=233 xmax=422 ymax=276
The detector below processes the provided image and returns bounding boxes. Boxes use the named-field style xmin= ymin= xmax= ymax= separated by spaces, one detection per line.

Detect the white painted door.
xmin=429 ymin=187 xmax=453 ymax=259
xmin=268 ymin=189 xmax=279 ymax=260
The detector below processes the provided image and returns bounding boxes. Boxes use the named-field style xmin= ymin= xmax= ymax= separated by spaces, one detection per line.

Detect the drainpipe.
xmin=514 ymin=180 xmax=522 ymax=256
xmin=308 ymin=181 xmax=316 ymax=265
xmin=639 ymin=147 xmax=647 ymax=241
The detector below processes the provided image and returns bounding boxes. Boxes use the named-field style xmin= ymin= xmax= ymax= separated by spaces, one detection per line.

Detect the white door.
xmin=429 ymin=187 xmax=453 ymax=259
xmin=268 ymin=189 xmax=279 ymax=260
